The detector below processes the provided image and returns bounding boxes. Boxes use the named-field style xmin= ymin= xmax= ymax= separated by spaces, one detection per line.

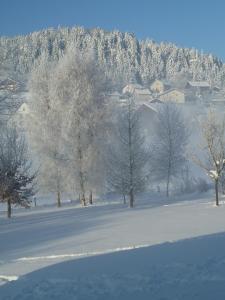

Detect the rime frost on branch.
xmin=209 ymin=170 xmax=219 ymax=180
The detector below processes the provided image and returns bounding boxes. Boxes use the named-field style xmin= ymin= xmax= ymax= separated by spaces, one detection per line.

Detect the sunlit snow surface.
xmin=1 ymin=192 xmax=225 ymax=299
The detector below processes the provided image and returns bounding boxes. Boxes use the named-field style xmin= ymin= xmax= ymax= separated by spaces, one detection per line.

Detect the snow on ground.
xmin=1 ymin=192 xmax=225 ymax=299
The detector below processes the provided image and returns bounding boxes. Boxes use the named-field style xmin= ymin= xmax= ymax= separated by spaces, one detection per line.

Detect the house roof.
xmin=150 ymin=98 xmax=163 ymax=103
xmin=122 ymin=83 xmax=145 ymax=94
xmin=109 ymin=91 xmax=121 ymax=97
xmin=212 ymin=86 xmax=221 ymax=91
xmin=134 ymin=88 xmax=152 ymax=96
xmin=16 ymin=102 xmax=30 ymax=114
xmin=159 ymin=88 xmax=185 ymax=97
xmin=128 ymin=83 xmax=144 ymax=89
xmin=187 ymin=81 xmax=210 ymax=88
xmin=211 ymin=98 xmax=225 ymax=103
xmin=136 ymin=103 xmax=158 ymax=113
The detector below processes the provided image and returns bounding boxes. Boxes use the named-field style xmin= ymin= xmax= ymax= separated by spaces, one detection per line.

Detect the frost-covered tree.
xmin=194 ymin=112 xmax=225 ymax=206
xmin=52 ymin=48 xmax=110 ymax=206
xmin=151 ymin=104 xmax=189 ymax=197
xmin=26 ymin=56 xmax=67 ymax=207
xmin=0 ymin=125 xmax=36 ymax=218
xmin=27 ymin=49 xmax=110 ymax=206
xmin=107 ymin=97 xmax=148 ymax=207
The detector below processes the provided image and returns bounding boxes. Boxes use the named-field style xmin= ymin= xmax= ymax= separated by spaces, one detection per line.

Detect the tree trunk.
xmin=129 ymin=189 xmax=134 ymax=208
xmin=7 ymin=198 xmax=11 ymax=218
xmin=166 ymin=179 xmax=170 ymax=197
xmin=89 ymin=191 xmax=93 ymax=205
xmin=128 ymin=102 xmax=134 ymax=208
xmin=123 ymin=194 xmax=126 ymax=204
xmin=77 ymin=132 xmax=86 ymax=207
xmin=166 ymin=169 xmax=171 ymax=197
xmin=215 ymin=179 xmax=219 ymax=206
xmin=57 ymin=190 xmax=61 ymax=207
xmin=81 ymin=192 xmax=86 ymax=206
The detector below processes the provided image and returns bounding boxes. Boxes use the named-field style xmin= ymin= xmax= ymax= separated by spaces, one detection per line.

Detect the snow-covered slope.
xmin=1 ymin=193 xmax=225 ymax=299
xmin=1 ymin=26 xmax=224 ymax=87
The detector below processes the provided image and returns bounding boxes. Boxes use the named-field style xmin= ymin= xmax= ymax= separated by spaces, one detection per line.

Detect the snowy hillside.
xmin=1 ymin=193 xmax=225 ymax=299
xmin=0 ymin=26 xmax=225 ymax=88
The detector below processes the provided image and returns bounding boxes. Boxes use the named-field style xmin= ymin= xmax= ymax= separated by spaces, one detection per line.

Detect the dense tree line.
xmin=0 ymin=26 xmax=225 ymax=88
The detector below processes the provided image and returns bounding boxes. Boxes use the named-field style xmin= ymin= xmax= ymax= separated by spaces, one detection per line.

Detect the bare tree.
xmin=0 ymin=126 xmax=36 ymax=218
xmin=194 ymin=112 xmax=225 ymax=206
xmin=151 ymin=103 xmax=189 ymax=197
xmin=107 ymin=97 xmax=148 ymax=207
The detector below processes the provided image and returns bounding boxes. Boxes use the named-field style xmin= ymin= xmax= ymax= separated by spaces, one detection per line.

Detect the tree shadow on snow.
xmin=1 ymin=231 xmax=225 ymax=300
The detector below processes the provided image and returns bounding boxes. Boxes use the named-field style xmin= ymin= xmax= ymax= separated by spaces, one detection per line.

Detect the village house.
xmin=136 ymin=103 xmax=158 ymax=136
xmin=17 ymin=102 xmax=30 ymax=114
xmin=122 ymin=84 xmax=152 ymax=103
xmin=134 ymin=88 xmax=153 ymax=103
xmin=136 ymin=102 xmax=157 ymax=115
xmin=0 ymin=78 xmax=19 ymax=92
xmin=11 ymin=102 xmax=30 ymax=130
xmin=158 ymin=88 xmax=185 ymax=104
xmin=186 ymin=81 xmax=211 ymax=94
xmin=150 ymin=79 xmax=170 ymax=94
xmin=109 ymin=91 xmax=121 ymax=102
xmin=150 ymin=98 xmax=163 ymax=104
xmin=210 ymin=97 xmax=225 ymax=106
xmin=122 ymin=83 xmax=143 ymax=94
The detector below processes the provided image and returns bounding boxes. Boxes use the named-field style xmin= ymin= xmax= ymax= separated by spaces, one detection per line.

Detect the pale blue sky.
xmin=0 ymin=0 xmax=225 ymax=61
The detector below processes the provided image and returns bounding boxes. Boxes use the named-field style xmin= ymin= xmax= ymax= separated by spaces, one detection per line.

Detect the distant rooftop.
xmin=187 ymin=81 xmax=210 ymax=88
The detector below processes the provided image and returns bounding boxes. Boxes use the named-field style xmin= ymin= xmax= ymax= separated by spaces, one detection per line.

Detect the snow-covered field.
xmin=1 ymin=192 xmax=225 ymax=299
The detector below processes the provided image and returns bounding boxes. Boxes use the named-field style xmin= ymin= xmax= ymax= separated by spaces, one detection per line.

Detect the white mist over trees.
xmin=150 ymin=104 xmax=189 ymax=197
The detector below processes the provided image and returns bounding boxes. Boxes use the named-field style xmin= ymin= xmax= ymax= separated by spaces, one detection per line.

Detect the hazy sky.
xmin=1 ymin=0 xmax=225 ymax=61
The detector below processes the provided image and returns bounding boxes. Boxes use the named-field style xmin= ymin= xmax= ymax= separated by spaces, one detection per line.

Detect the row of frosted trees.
xmin=25 ymin=48 xmax=190 ymax=209
xmin=1 ymin=48 xmax=225 ymax=218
